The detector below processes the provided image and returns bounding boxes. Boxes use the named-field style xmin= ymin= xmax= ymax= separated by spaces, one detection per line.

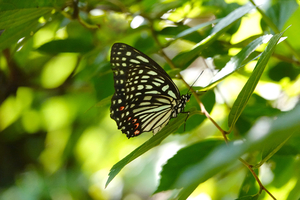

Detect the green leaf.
xmin=211 ymin=3 xmax=254 ymax=34
xmin=0 ymin=8 xmax=52 ymax=29
xmin=275 ymin=135 xmax=300 ymax=156
xmin=235 ymin=94 xmax=281 ymax=135
xmin=166 ymin=68 xmax=182 ymax=79
xmin=175 ymin=19 xmax=220 ymax=39
xmin=160 ymin=25 xmax=205 ymax=43
xmin=238 ymin=170 xmax=258 ymax=197
xmin=271 ymin=156 xmax=296 ymax=188
xmin=0 ymin=0 xmax=64 ymax=11
xmin=177 ymin=90 xmax=215 ymax=133
xmin=95 ymin=95 xmax=112 ymax=108
xmin=0 ymin=0 xmax=64 ymax=50
xmin=203 ymin=34 xmax=272 ymax=90
xmin=105 ymin=108 xmax=200 ymax=188
xmin=0 ymin=19 xmax=42 ymax=50
xmin=286 ymin=174 xmax=300 ymax=200
xmin=155 ymin=139 xmax=224 ymax=193
xmin=261 ymin=0 xmax=298 ymax=31
xmin=256 ymin=134 xmax=292 ymax=168
xmin=174 ymin=103 xmax=300 ymax=199
xmin=227 ymin=31 xmax=285 ymax=130
xmin=37 ymin=39 xmax=95 ymax=54
xmin=268 ymin=62 xmax=300 ymax=81
xmin=176 ymin=141 xmax=245 ymax=200
xmin=172 ymin=3 xmax=255 ymax=69
xmin=235 ymin=193 xmax=259 ymax=200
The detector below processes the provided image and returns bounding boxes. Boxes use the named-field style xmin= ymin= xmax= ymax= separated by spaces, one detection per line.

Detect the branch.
xmin=150 ymin=21 xmax=276 ymax=200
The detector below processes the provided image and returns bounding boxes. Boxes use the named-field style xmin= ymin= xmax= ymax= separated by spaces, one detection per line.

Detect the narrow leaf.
xmin=175 ymin=103 xmax=300 ymax=199
xmin=256 ymin=133 xmax=292 ymax=168
xmin=211 ymin=3 xmax=254 ymax=34
xmin=173 ymin=3 xmax=254 ymax=69
xmin=228 ymin=31 xmax=285 ymax=129
xmin=203 ymin=34 xmax=273 ymax=89
xmin=105 ymin=108 xmax=199 ymax=188
xmin=175 ymin=19 xmax=220 ymax=39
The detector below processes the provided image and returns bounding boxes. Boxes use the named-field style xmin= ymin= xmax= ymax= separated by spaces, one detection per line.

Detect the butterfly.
xmin=110 ymin=43 xmax=191 ymax=138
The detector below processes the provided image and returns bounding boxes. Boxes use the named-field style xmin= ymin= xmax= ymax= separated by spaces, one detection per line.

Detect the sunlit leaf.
xmin=175 ymin=104 xmax=300 ymax=199
xmin=155 ymin=139 xmax=224 ymax=193
xmin=203 ymin=34 xmax=273 ymax=90
xmin=172 ymin=3 xmax=255 ymax=69
xmin=211 ymin=3 xmax=254 ymax=34
xmin=261 ymin=0 xmax=298 ymax=31
xmin=228 ymin=31 xmax=285 ymax=130
xmin=0 ymin=0 xmax=64 ymax=50
xmin=175 ymin=19 xmax=220 ymax=39
xmin=105 ymin=108 xmax=199 ymax=188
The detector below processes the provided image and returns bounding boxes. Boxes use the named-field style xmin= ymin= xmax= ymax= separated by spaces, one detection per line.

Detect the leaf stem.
xmin=239 ymin=158 xmax=277 ymax=200
xmin=151 ymin=22 xmax=275 ymax=200
xmin=151 ymin=24 xmax=229 ymax=142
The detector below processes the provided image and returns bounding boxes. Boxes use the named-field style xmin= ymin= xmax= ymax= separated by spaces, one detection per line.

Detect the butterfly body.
xmin=110 ymin=43 xmax=190 ymax=138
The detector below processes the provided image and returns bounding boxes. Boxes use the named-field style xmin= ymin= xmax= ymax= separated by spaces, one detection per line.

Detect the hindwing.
xmin=110 ymin=43 xmax=185 ymax=138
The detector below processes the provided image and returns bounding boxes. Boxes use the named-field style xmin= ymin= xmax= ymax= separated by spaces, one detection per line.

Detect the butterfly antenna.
xmin=182 ymin=71 xmax=204 ymax=131
xmin=187 ymin=70 xmax=204 ymax=94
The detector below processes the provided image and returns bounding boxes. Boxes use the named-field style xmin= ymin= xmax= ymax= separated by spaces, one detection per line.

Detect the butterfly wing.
xmin=110 ymin=43 xmax=181 ymax=138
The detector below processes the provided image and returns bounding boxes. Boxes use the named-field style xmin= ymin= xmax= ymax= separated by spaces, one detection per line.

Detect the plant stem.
xmin=151 ymin=22 xmax=275 ymax=200
xmin=239 ymin=158 xmax=277 ymax=200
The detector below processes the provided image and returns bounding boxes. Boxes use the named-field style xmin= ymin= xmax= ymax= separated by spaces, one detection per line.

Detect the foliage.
xmin=1 ymin=0 xmax=300 ymax=199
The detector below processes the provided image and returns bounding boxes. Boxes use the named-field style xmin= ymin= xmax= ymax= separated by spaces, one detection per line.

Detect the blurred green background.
xmin=1 ymin=0 xmax=300 ymax=199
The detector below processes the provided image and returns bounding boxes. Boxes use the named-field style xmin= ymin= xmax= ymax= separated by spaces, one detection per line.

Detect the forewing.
xmin=110 ymin=43 xmax=180 ymax=138
xmin=110 ymin=43 xmax=180 ymax=98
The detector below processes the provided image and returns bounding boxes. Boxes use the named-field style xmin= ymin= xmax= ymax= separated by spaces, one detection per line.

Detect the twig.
xmin=239 ymin=158 xmax=277 ymax=199
xmin=150 ymin=22 xmax=275 ymax=199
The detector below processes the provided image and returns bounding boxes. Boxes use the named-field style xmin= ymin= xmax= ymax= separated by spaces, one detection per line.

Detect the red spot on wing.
xmin=132 ymin=119 xmax=137 ymax=123
xmin=134 ymin=130 xmax=140 ymax=135
xmin=134 ymin=123 xmax=139 ymax=129
xmin=128 ymin=117 xmax=132 ymax=121
xmin=119 ymin=106 xmax=125 ymax=111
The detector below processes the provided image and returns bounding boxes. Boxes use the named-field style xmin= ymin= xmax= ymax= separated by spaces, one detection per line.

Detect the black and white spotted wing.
xmin=110 ymin=43 xmax=191 ymax=138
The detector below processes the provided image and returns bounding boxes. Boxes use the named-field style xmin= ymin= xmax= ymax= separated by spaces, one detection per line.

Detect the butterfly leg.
xmin=182 ymin=111 xmax=190 ymax=132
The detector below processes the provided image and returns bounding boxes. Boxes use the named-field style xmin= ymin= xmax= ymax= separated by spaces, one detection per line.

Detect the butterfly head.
xmin=187 ymin=93 xmax=191 ymax=102
xmin=184 ymin=93 xmax=191 ymax=103
xmin=177 ymin=93 xmax=191 ymax=110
